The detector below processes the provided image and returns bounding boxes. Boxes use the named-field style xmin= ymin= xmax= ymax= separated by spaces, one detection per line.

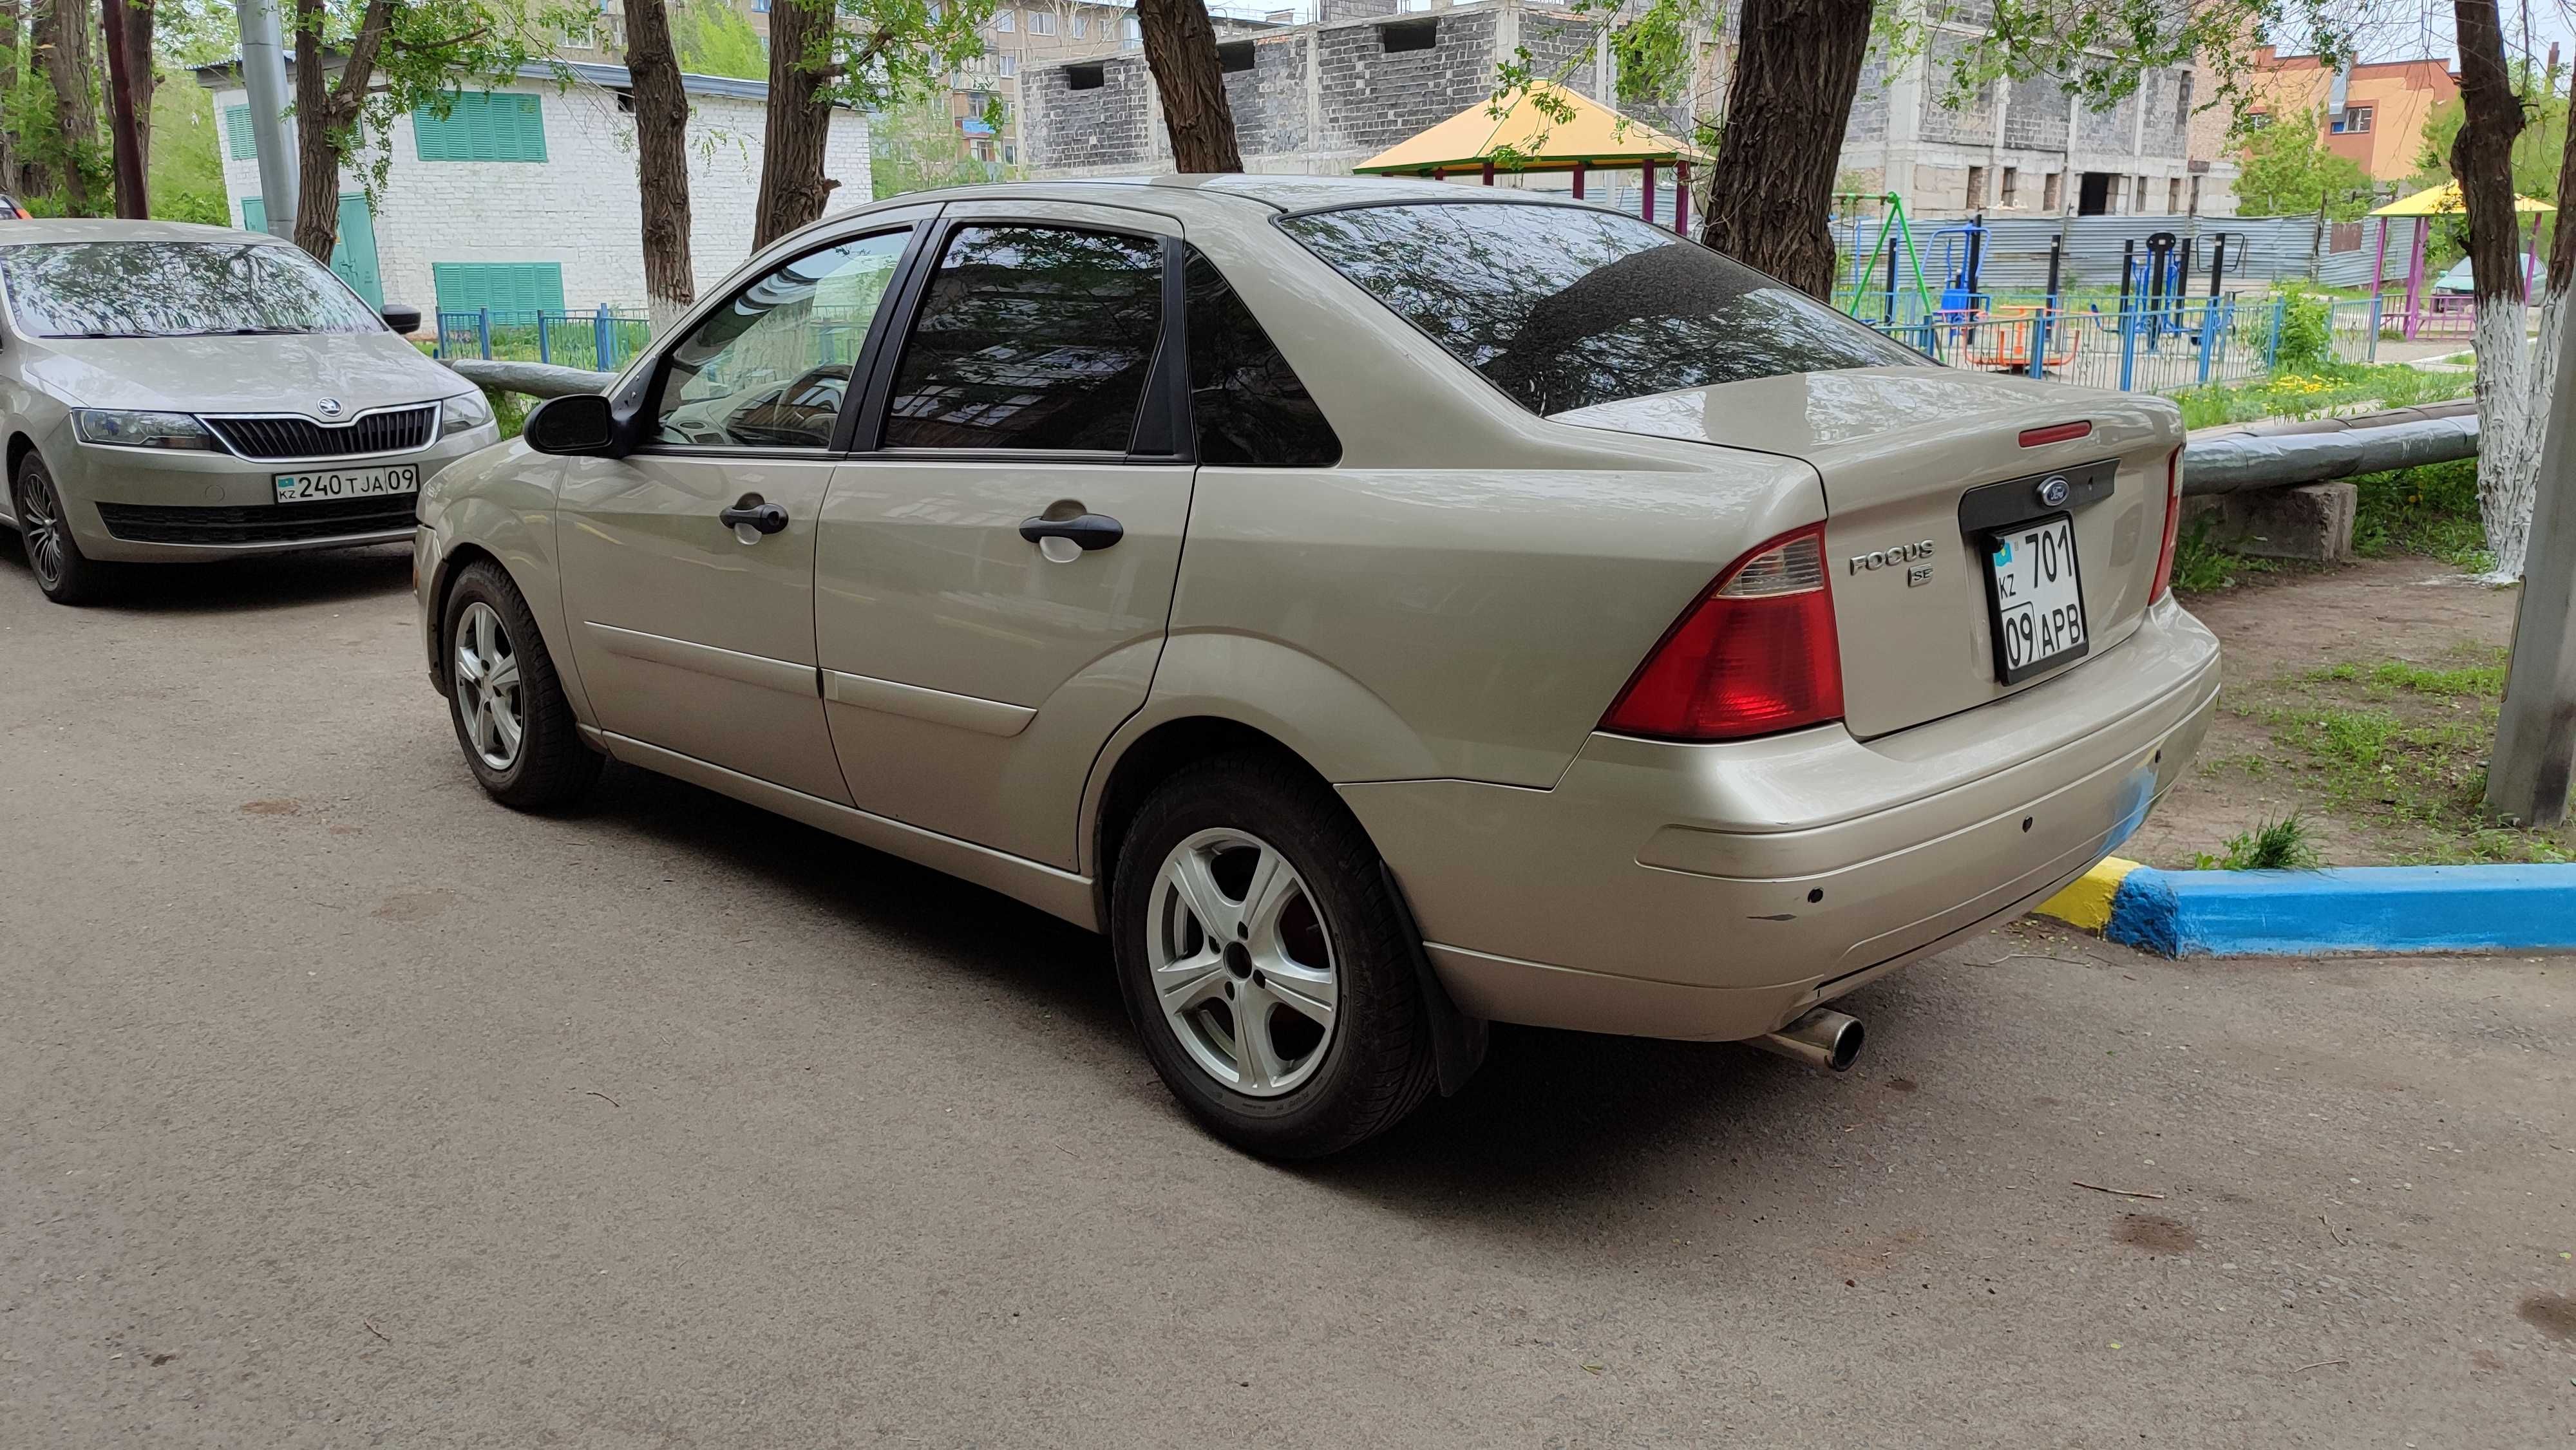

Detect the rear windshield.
xmin=1279 ymin=202 xmax=1926 ymax=416
xmin=0 ymin=240 xmax=381 ymax=339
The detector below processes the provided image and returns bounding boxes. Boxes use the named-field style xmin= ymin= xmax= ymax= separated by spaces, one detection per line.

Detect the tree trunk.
xmin=21 ymin=0 xmax=51 ymax=198
xmin=118 ymin=0 xmax=150 ymax=173
xmin=97 ymin=0 xmax=142 ymax=217
xmin=0 ymin=0 xmax=23 ymax=197
xmin=750 ymin=0 xmax=835 ymax=250
xmin=41 ymin=0 xmax=97 ymax=216
xmin=1134 ymin=0 xmax=1239 ymax=172
xmin=289 ymin=0 xmax=390 ymax=264
xmin=624 ymin=0 xmax=696 ymax=328
xmin=2454 ymin=0 xmax=2541 ymax=578
xmin=1698 ymin=0 xmax=1872 ymax=298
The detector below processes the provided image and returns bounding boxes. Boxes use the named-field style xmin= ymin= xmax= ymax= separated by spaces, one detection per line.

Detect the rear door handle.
xmin=1018 ymin=513 xmax=1124 ymax=551
xmin=720 ymin=498 xmax=789 ymax=536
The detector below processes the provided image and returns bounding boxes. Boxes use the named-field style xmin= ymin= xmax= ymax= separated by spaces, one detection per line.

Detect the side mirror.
xmin=523 ymin=393 xmax=621 ymax=456
xmin=380 ymin=302 xmax=423 ymax=334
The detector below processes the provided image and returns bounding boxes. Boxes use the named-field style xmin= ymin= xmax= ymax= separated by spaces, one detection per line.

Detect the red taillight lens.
xmin=2149 ymin=447 xmax=2184 ymax=603
xmin=1600 ymin=525 xmax=1844 ymax=741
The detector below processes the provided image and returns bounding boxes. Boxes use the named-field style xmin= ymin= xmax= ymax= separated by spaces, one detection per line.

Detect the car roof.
xmin=0 ymin=218 xmax=280 ymax=245
xmin=833 ymin=173 xmax=1565 ymax=218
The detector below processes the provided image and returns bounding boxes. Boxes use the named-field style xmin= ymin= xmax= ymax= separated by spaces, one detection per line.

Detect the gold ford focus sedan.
xmin=415 ymin=177 xmax=2218 ymax=1158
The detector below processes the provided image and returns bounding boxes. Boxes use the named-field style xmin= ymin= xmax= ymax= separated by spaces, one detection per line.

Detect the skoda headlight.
xmin=440 ymin=390 xmax=493 ymax=431
xmin=73 ymin=409 xmax=215 ymax=450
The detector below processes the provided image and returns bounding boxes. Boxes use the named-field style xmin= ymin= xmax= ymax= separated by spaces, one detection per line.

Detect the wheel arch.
xmin=1085 ymin=714 xmax=1322 ymax=928
xmin=6 ymin=430 xmax=42 ymax=483
xmin=424 ymin=540 xmax=507 ymax=692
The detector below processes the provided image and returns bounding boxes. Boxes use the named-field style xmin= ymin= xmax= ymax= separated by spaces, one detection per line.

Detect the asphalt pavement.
xmin=2 ymin=541 xmax=2571 ymax=1447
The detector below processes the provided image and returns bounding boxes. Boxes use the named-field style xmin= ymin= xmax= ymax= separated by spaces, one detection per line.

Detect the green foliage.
xmin=2166 ymin=516 xmax=2277 ymax=595
xmin=671 ymin=0 xmax=767 ymax=80
xmin=2217 ymin=813 xmax=2322 ymax=871
xmin=2172 ymin=361 xmax=2476 ymax=430
xmin=156 ymin=1 xmax=245 ymax=68
xmin=2273 ymin=288 xmax=2333 ymax=372
xmin=2350 ymin=458 xmax=2492 ymax=569
xmin=788 ymin=0 xmax=996 ymax=115
xmin=869 ymin=91 xmax=1011 ymax=199
xmin=147 ymin=70 xmax=231 ymax=225
xmin=2235 ymin=109 xmax=2374 ymax=220
xmin=293 ymin=1 xmax=583 ymax=220
xmin=2411 ymin=65 xmax=2568 ymax=198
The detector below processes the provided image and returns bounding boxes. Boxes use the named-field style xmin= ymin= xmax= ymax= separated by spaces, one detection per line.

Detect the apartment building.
xmin=2247 ymin=49 xmax=2459 ymax=184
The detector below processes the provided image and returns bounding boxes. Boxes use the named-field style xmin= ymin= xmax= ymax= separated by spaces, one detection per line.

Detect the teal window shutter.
xmin=414 ymin=91 xmax=547 ymax=162
xmin=241 ymin=197 xmax=265 ymax=232
xmin=433 ymin=262 xmax=567 ymax=317
xmin=223 ymin=105 xmax=258 ymax=160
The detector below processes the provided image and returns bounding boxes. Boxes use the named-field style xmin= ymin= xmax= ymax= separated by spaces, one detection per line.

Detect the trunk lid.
xmin=1555 ymin=366 xmax=2184 ymax=739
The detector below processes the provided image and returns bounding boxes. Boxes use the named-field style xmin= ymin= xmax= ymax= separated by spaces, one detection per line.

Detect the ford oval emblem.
xmin=2036 ymin=475 xmax=2072 ymax=508
xmin=317 ymin=397 xmax=344 ymax=419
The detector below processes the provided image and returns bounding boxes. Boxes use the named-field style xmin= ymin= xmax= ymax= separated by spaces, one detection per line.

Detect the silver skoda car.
xmin=0 ymin=220 xmax=498 ymax=604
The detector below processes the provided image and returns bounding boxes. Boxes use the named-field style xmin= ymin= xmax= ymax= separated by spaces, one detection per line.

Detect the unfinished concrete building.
xmin=1021 ymin=0 xmax=2236 ymax=219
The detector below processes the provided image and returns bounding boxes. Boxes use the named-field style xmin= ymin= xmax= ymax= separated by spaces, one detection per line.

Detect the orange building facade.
xmin=2247 ymin=48 xmax=2459 ymax=182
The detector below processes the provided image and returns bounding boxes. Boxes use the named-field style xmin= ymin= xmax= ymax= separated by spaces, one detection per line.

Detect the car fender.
xmin=1077 ymin=629 xmax=1443 ymax=876
xmin=418 ymin=440 xmax=592 ymax=726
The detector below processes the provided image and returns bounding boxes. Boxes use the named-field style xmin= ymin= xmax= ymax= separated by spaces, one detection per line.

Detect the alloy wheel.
xmin=453 ymin=601 xmax=526 ymax=771
xmin=1148 ymin=828 xmax=1339 ymax=1098
xmin=16 ymin=469 xmax=64 ymax=592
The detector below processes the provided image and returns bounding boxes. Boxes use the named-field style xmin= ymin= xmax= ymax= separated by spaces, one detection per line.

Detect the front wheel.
xmin=1111 ymin=755 xmax=1437 ymax=1158
xmin=442 ymin=560 xmax=601 ymax=810
xmin=14 ymin=453 xmax=110 ymax=605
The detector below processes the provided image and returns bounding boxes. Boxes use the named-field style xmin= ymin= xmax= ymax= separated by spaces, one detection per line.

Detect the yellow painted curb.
xmin=2035 ymin=857 xmax=2143 ymax=933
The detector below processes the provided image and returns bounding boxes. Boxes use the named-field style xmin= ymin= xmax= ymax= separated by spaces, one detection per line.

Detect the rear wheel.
xmin=14 ymin=453 xmax=109 ymax=605
xmin=1111 ymin=755 xmax=1437 ymax=1158
xmin=442 ymin=561 xmax=601 ymax=809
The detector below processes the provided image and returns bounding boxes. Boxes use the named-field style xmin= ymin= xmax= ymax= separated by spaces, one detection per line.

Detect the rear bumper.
xmin=1340 ymin=598 xmax=2221 ymax=1042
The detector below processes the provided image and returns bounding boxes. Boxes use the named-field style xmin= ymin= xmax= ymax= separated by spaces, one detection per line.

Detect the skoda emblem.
xmin=2036 ymin=475 xmax=2072 ymax=509
xmin=317 ymin=397 xmax=344 ymax=419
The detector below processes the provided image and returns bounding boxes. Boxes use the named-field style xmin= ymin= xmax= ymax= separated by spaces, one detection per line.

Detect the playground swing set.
xmin=1831 ymin=193 xmax=2255 ymax=389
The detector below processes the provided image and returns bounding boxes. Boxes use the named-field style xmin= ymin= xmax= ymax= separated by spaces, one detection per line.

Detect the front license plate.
xmin=1984 ymin=513 xmax=2089 ymax=684
xmin=273 ymin=464 xmax=419 ymax=504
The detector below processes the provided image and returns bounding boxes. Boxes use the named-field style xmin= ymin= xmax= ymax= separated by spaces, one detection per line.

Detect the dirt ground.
xmin=2131 ymin=556 xmax=2539 ymax=868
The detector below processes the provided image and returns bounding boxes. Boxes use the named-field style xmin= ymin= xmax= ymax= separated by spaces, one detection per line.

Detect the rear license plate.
xmin=273 ymin=464 xmax=419 ymax=504
xmin=1983 ymin=513 xmax=2088 ymax=684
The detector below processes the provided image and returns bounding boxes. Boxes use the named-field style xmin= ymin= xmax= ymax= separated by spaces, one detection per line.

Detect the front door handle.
xmin=1018 ymin=513 xmax=1124 ymax=551
xmin=720 ymin=496 xmax=788 ymax=536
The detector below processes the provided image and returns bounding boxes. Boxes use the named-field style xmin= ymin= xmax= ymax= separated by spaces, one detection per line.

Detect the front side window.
xmin=651 ymin=231 xmax=909 ymax=449
xmin=1280 ymin=202 xmax=1926 ymax=417
xmin=0 ymin=241 xmax=380 ymax=337
xmin=882 ymin=225 xmax=1164 ymax=451
xmin=1183 ymin=249 xmax=1338 ymax=467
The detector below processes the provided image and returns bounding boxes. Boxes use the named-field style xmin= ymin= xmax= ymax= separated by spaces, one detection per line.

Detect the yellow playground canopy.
xmin=1352 ymin=82 xmax=1707 ymax=176
xmin=2371 ymin=180 xmax=2556 ymax=216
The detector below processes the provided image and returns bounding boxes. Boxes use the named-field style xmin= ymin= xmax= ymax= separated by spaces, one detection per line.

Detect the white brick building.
xmin=193 ymin=61 xmax=873 ymax=320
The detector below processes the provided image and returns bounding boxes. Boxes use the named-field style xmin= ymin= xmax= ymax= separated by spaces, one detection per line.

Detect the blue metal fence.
xmin=1849 ymin=296 xmax=2379 ymax=394
xmin=434 ymin=307 xmax=654 ymax=372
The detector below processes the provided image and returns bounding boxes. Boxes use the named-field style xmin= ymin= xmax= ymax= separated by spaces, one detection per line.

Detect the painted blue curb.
xmin=2103 ymin=864 xmax=2576 ymax=957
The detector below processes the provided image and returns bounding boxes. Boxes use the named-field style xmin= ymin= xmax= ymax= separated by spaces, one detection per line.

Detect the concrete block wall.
xmin=210 ymin=79 xmax=871 ymax=314
xmin=2077 ymin=90 xmax=2138 ymax=152
xmin=1222 ymin=35 xmax=1314 ymax=156
xmin=1917 ymin=37 xmax=1997 ymax=146
xmin=1316 ymin=8 xmax=1500 ymax=156
xmin=1846 ymin=57 xmax=1891 ymax=145
xmin=1026 ymin=57 xmax=1157 ymax=171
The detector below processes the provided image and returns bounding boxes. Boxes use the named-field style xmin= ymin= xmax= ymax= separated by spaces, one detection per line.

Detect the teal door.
xmin=241 ymin=194 xmax=383 ymax=310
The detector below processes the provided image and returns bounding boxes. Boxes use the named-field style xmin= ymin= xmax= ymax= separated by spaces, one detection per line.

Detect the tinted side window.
xmin=1183 ymin=249 xmax=1340 ymax=467
xmin=883 ymin=225 xmax=1164 ymax=451
xmin=1280 ymin=203 xmax=1927 ymax=416
xmin=651 ymin=231 xmax=908 ymax=448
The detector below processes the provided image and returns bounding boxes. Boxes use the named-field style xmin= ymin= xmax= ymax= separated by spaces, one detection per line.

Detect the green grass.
xmin=2173 ymin=361 xmax=2477 ymax=429
xmin=2168 ymin=516 xmax=2282 ymax=595
xmin=2350 ymin=457 xmax=2493 ymax=570
xmin=2192 ymin=813 xmax=2323 ymax=871
xmin=2221 ymin=646 xmax=2575 ymax=865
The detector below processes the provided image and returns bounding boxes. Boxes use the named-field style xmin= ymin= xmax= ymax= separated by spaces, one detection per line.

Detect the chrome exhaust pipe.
xmin=1751 ymin=1008 xmax=1864 ymax=1072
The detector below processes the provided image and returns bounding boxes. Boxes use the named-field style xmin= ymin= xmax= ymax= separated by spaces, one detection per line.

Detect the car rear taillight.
xmin=1599 ymin=525 xmax=1844 ymax=741
xmin=2149 ymin=447 xmax=2184 ymax=603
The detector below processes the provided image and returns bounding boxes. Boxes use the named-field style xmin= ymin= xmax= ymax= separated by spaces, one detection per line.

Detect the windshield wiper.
xmin=201 ymin=326 xmax=309 ymax=335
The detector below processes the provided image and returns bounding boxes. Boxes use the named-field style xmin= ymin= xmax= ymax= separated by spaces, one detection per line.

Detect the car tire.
xmin=13 ymin=452 xmax=111 ymax=605
xmin=1111 ymin=753 xmax=1438 ymax=1159
xmin=442 ymin=560 xmax=601 ymax=811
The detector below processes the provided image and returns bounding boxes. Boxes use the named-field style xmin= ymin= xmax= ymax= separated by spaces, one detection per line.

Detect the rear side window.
xmin=883 ymin=225 xmax=1164 ymax=451
xmin=1183 ymin=249 xmax=1340 ymax=467
xmin=1279 ymin=202 xmax=1926 ymax=416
